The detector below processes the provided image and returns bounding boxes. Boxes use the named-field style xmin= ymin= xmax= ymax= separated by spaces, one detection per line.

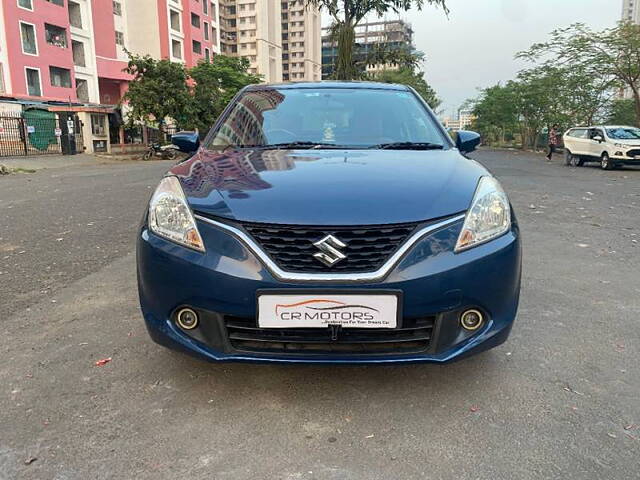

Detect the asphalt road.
xmin=1 ymin=150 xmax=639 ymax=480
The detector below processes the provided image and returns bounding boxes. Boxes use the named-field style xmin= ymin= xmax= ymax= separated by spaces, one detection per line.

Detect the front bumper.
xmin=612 ymin=151 xmax=640 ymax=164
xmin=137 ymin=216 xmax=522 ymax=364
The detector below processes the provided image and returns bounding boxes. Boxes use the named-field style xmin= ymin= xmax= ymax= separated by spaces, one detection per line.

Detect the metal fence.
xmin=0 ymin=112 xmax=83 ymax=157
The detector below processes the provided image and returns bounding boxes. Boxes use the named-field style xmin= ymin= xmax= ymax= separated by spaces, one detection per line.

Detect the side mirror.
xmin=171 ymin=131 xmax=200 ymax=153
xmin=456 ymin=130 xmax=481 ymax=154
xmin=593 ymin=135 xmax=603 ymax=143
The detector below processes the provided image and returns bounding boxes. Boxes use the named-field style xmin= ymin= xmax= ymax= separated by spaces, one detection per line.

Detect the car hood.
xmin=170 ymin=148 xmax=488 ymax=225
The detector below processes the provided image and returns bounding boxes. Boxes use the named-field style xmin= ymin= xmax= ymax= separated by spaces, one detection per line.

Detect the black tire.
xmin=165 ymin=149 xmax=177 ymax=160
xmin=601 ymin=152 xmax=613 ymax=170
xmin=142 ymin=150 xmax=152 ymax=161
xmin=572 ymin=156 xmax=584 ymax=167
xmin=564 ymin=150 xmax=573 ymax=166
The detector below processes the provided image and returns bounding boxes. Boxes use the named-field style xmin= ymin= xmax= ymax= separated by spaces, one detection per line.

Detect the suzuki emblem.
xmin=313 ymin=235 xmax=347 ymax=267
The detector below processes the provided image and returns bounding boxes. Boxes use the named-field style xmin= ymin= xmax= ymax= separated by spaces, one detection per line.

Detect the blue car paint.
xmin=137 ymin=82 xmax=522 ymax=364
xmin=172 ymin=149 xmax=487 ymax=225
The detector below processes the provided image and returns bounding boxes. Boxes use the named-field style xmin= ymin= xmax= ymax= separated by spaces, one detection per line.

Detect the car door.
xmin=588 ymin=128 xmax=605 ymax=158
xmin=567 ymin=128 xmax=588 ymax=156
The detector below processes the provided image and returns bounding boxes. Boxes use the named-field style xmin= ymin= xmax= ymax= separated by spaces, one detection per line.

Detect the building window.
xmin=68 ymin=1 xmax=83 ymax=28
xmin=45 ymin=24 xmax=68 ymax=48
xmin=205 ymin=48 xmax=210 ymax=62
xmin=212 ymin=27 xmax=217 ymax=45
xmin=170 ymin=10 xmax=181 ymax=32
xmin=203 ymin=0 xmax=208 ymax=15
xmin=76 ymin=78 xmax=89 ymax=102
xmin=115 ymin=31 xmax=124 ymax=46
xmin=91 ymin=114 xmax=106 ymax=136
xmin=191 ymin=13 xmax=200 ymax=28
xmin=45 ymin=0 xmax=64 ymax=5
xmin=20 ymin=22 xmax=38 ymax=55
xmin=204 ymin=22 xmax=209 ymax=40
xmin=113 ymin=1 xmax=122 ymax=16
xmin=72 ymin=40 xmax=86 ymax=67
xmin=172 ymin=39 xmax=182 ymax=59
xmin=18 ymin=0 xmax=33 ymax=11
xmin=25 ymin=68 xmax=42 ymax=96
xmin=50 ymin=66 xmax=72 ymax=88
xmin=193 ymin=40 xmax=202 ymax=54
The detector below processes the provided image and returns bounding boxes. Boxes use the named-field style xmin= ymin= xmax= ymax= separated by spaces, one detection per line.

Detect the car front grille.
xmin=626 ymin=148 xmax=640 ymax=157
xmin=224 ymin=315 xmax=435 ymax=355
xmin=240 ymin=222 xmax=419 ymax=273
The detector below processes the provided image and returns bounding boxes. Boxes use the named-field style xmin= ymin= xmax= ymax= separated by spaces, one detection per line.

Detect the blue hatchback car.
xmin=137 ymin=82 xmax=521 ymax=364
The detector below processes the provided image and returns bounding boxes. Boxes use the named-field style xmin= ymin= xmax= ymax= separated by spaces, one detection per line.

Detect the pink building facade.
xmin=0 ymin=0 xmax=221 ymax=106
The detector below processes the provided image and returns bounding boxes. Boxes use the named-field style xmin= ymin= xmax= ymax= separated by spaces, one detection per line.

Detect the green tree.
xmin=470 ymin=82 xmax=519 ymax=146
xmin=606 ymin=99 xmax=637 ymax=126
xmin=122 ymin=53 xmax=192 ymax=129
xmin=123 ymin=54 xmax=261 ymax=134
xmin=306 ymin=0 xmax=447 ymax=80
xmin=186 ymin=56 xmax=262 ymax=132
xmin=371 ymin=67 xmax=441 ymax=109
xmin=518 ymin=22 xmax=639 ymax=123
xmin=363 ymin=43 xmax=424 ymax=74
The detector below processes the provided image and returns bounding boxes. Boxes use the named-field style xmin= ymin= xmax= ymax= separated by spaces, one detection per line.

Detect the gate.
xmin=0 ymin=111 xmax=84 ymax=157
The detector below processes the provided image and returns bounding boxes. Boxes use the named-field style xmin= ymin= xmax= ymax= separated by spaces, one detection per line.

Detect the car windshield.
xmin=206 ymin=87 xmax=449 ymax=149
xmin=606 ymin=127 xmax=640 ymax=140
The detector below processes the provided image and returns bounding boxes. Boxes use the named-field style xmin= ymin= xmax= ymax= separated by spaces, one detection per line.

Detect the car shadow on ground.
xmin=143 ymin=345 xmax=508 ymax=406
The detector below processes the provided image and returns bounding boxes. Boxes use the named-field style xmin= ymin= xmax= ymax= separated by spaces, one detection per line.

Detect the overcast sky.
xmin=323 ymin=0 xmax=621 ymax=117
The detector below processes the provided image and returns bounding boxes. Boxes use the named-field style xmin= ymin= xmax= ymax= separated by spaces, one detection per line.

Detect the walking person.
xmin=546 ymin=124 xmax=559 ymax=161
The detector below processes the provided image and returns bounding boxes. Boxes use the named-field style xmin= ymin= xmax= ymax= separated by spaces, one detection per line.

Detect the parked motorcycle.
xmin=143 ymin=143 xmax=178 ymax=161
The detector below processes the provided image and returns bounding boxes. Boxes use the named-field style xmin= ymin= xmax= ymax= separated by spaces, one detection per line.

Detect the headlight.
xmin=148 ymin=176 xmax=205 ymax=252
xmin=614 ymin=143 xmax=627 ymax=148
xmin=455 ymin=176 xmax=511 ymax=252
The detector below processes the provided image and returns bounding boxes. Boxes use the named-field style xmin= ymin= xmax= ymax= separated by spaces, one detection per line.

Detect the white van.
xmin=563 ymin=125 xmax=640 ymax=169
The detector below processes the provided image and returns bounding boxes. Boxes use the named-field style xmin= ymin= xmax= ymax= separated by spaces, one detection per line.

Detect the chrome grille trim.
xmin=194 ymin=214 xmax=465 ymax=283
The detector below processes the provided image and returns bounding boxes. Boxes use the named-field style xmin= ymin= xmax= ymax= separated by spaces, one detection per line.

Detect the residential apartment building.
xmin=622 ymin=0 xmax=640 ymax=23
xmin=322 ymin=19 xmax=414 ymax=78
xmin=442 ymin=109 xmax=475 ymax=132
xmin=281 ymin=1 xmax=321 ymax=82
xmin=219 ymin=0 xmax=321 ymax=83
xmin=0 ymin=0 xmax=220 ymax=153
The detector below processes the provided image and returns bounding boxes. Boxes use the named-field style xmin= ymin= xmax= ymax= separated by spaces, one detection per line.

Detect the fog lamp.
xmin=460 ymin=309 xmax=484 ymax=331
xmin=176 ymin=308 xmax=199 ymax=330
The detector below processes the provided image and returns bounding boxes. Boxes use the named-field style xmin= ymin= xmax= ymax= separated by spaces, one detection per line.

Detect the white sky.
xmin=323 ymin=0 xmax=621 ymax=117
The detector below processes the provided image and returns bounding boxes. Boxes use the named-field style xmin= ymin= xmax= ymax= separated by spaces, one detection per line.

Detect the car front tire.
xmin=601 ymin=152 xmax=613 ymax=170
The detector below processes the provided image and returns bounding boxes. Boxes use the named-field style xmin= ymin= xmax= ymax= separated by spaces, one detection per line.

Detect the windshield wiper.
xmin=373 ymin=142 xmax=445 ymax=150
xmin=246 ymin=141 xmax=350 ymax=150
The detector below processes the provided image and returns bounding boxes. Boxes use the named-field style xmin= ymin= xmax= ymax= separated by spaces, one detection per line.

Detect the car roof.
xmin=569 ymin=125 xmax=637 ymax=129
xmin=244 ymin=81 xmax=410 ymax=91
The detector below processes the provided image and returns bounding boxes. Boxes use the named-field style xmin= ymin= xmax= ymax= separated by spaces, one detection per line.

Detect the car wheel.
xmin=570 ymin=155 xmax=583 ymax=167
xmin=601 ymin=152 xmax=613 ymax=170
xmin=564 ymin=150 xmax=573 ymax=166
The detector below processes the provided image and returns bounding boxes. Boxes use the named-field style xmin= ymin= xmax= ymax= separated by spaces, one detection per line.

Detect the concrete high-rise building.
xmin=219 ymin=0 xmax=321 ymax=83
xmin=322 ymin=19 xmax=414 ymax=79
xmin=281 ymin=1 xmax=322 ymax=82
xmin=219 ymin=0 xmax=283 ymax=82
xmin=622 ymin=0 xmax=640 ymax=23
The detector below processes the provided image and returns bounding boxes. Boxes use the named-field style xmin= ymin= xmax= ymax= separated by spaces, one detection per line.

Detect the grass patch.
xmin=0 ymin=165 xmax=37 ymax=175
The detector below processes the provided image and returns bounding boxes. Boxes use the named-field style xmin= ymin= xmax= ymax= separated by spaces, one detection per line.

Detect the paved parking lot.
xmin=1 ymin=149 xmax=638 ymax=479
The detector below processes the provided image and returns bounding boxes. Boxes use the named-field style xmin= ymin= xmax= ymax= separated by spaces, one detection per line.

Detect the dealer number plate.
xmin=258 ymin=294 xmax=398 ymax=329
